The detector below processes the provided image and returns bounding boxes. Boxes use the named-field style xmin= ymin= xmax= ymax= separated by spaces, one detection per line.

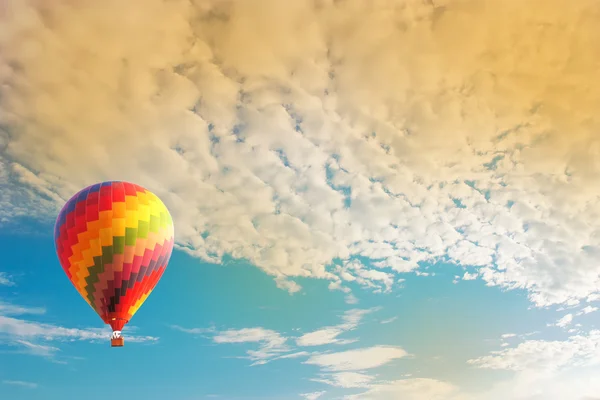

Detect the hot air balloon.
xmin=54 ymin=181 xmax=174 ymax=347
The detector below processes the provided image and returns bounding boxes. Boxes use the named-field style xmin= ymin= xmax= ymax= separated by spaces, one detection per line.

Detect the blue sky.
xmin=2 ymin=1 xmax=600 ymax=399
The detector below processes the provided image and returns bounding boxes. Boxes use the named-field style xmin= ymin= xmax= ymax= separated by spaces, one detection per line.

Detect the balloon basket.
xmin=111 ymin=337 xmax=124 ymax=347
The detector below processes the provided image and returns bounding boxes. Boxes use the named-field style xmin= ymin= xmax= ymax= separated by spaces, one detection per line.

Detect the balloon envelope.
xmin=54 ymin=181 xmax=174 ymax=336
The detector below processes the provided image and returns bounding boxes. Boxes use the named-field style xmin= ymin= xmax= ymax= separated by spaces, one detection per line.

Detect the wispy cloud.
xmin=0 ymin=315 xmax=158 ymax=357
xmin=1 ymin=315 xmax=105 ymax=341
xmin=344 ymin=378 xmax=463 ymax=400
xmin=174 ymin=308 xmax=381 ymax=366
xmin=312 ymin=371 xmax=374 ymax=388
xmin=300 ymin=392 xmax=326 ymax=400
xmin=304 ymin=345 xmax=409 ymax=372
xmin=0 ymin=273 xmax=16 ymax=287
xmin=172 ymin=324 xmax=294 ymax=365
xmin=2 ymin=380 xmax=38 ymax=389
xmin=296 ymin=308 xmax=379 ymax=347
xmin=13 ymin=340 xmax=60 ymax=357
xmin=213 ymin=327 xmax=291 ymax=366
xmin=304 ymin=345 xmax=412 ymax=394
xmin=380 ymin=316 xmax=397 ymax=324
xmin=0 ymin=298 xmax=159 ymax=361
xmin=170 ymin=325 xmax=216 ymax=336
xmin=0 ymin=302 xmax=46 ymax=316
xmin=468 ymin=330 xmax=600 ymax=371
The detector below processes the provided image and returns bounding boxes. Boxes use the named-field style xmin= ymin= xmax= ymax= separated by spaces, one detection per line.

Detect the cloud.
xmin=462 ymin=272 xmax=478 ymax=281
xmin=0 ymin=302 xmax=46 ymax=316
xmin=468 ymin=330 xmax=600 ymax=372
xmin=300 ymin=392 xmax=326 ymax=400
xmin=0 ymin=310 xmax=158 ymax=360
xmin=304 ymin=345 xmax=408 ymax=372
xmin=2 ymin=380 xmax=38 ymax=389
xmin=297 ymin=327 xmax=355 ymax=347
xmin=345 ymin=294 xmax=359 ymax=305
xmin=304 ymin=344 xmax=409 ymax=392
xmin=577 ymin=306 xmax=598 ymax=316
xmin=554 ymin=314 xmax=574 ymax=329
xmin=380 ymin=316 xmax=397 ymax=324
xmin=13 ymin=339 xmax=60 ymax=357
xmin=170 ymin=324 xmax=216 ymax=336
xmin=296 ymin=308 xmax=378 ymax=346
xmin=0 ymin=297 xmax=158 ymax=360
xmin=212 ymin=327 xmax=291 ymax=365
xmin=1 ymin=0 xmax=600 ymax=307
xmin=0 ymin=272 xmax=16 ymax=287
xmin=345 ymin=364 xmax=600 ymax=400
xmin=176 ymin=308 xmax=378 ymax=365
xmin=476 ymin=365 xmax=600 ymax=400
xmin=178 ymin=312 xmax=412 ymax=393
xmin=344 ymin=378 xmax=463 ymax=400
xmin=333 ymin=261 xmax=396 ymax=294
xmin=0 ymin=315 xmax=157 ymax=343
xmin=312 ymin=371 xmax=374 ymax=389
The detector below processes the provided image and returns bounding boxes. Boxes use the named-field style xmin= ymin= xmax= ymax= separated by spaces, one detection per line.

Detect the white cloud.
xmin=344 ymin=378 xmax=463 ymax=400
xmin=0 ymin=307 xmax=158 ymax=361
xmin=0 ymin=0 xmax=599 ymax=308
xmin=588 ymin=294 xmax=600 ymax=303
xmin=474 ymin=365 xmax=600 ymax=400
xmin=275 ymin=277 xmax=302 ymax=294
xmin=300 ymin=392 xmax=326 ymax=400
xmin=177 ymin=308 xmax=379 ymax=365
xmin=338 ymin=261 xmax=396 ymax=293
xmin=0 ymin=315 xmax=157 ymax=344
xmin=296 ymin=308 xmax=378 ymax=347
xmin=272 ymin=351 xmax=310 ymax=361
xmin=2 ymin=380 xmax=38 ymax=389
xmin=380 ymin=316 xmax=397 ymax=324
xmin=313 ymin=371 xmax=374 ymax=388
xmin=577 ymin=306 xmax=598 ymax=316
xmin=468 ymin=330 xmax=600 ymax=372
xmin=212 ymin=327 xmax=291 ymax=365
xmin=462 ymin=272 xmax=478 ymax=281
xmin=297 ymin=327 xmax=355 ymax=347
xmin=554 ymin=314 xmax=574 ymax=329
xmin=304 ymin=345 xmax=408 ymax=372
xmin=13 ymin=339 xmax=60 ymax=357
xmin=345 ymin=364 xmax=600 ymax=400
xmin=170 ymin=325 xmax=216 ymax=335
xmin=0 ymin=302 xmax=46 ymax=316
xmin=0 ymin=273 xmax=16 ymax=287
xmin=345 ymin=294 xmax=359 ymax=305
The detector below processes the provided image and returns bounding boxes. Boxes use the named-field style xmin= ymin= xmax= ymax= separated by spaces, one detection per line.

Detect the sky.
xmin=1 ymin=0 xmax=600 ymax=399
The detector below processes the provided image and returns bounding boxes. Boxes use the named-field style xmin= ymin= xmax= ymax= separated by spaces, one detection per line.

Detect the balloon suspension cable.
xmin=111 ymin=331 xmax=122 ymax=339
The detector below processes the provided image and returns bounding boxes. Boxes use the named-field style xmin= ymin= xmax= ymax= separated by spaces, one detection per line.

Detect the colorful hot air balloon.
xmin=54 ymin=181 xmax=174 ymax=347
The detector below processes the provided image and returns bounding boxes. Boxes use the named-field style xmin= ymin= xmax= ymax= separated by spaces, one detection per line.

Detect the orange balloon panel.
xmin=54 ymin=181 xmax=174 ymax=332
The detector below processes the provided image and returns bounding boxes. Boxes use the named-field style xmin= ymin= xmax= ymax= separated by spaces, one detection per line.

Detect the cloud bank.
xmin=1 ymin=0 xmax=600 ymax=307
